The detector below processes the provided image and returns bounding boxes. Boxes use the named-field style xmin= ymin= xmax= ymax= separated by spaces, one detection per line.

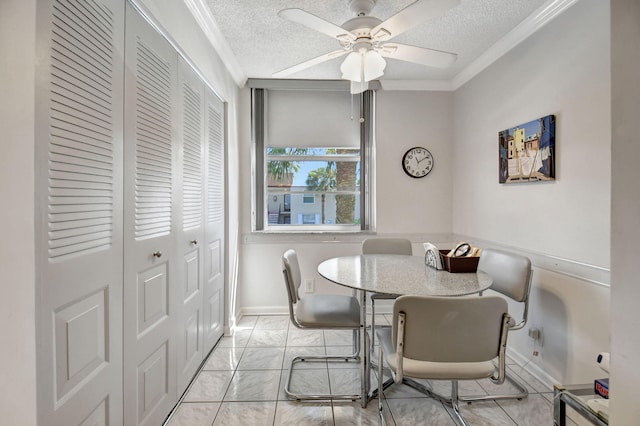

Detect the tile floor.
xmin=167 ymin=315 xmax=589 ymax=426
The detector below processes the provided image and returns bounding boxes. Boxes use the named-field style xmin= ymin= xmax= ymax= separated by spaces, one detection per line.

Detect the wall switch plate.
xmin=304 ymin=279 xmax=314 ymax=293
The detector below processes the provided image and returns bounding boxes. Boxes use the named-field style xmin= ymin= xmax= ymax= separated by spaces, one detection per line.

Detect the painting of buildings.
xmin=499 ymin=115 xmax=555 ymax=183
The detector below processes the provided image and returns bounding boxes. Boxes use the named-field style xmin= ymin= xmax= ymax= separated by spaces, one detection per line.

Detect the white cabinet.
xmin=35 ymin=1 xmax=226 ymax=424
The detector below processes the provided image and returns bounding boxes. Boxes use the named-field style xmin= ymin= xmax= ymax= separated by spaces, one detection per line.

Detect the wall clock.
xmin=402 ymin=147 xmax=433 ymax=178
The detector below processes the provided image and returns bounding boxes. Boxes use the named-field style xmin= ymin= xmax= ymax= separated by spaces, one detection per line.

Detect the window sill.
xmin=242 ymin=231 xmax=377 ymax=244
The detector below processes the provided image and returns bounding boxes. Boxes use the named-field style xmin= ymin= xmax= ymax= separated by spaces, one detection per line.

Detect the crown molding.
xmin=450 ymin=0 xmax=580 ymax=90
xmin=380 ymin=79 xmax=455 ymax=91
xmin=183 ymin=0 xmax=247 ymax=87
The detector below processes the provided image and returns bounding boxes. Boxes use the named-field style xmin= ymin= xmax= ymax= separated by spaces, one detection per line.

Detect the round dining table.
xmin=317 ymin=254 xmax=493 ymax=407
xmin=318 ymin=254 xmax=492 ymax=297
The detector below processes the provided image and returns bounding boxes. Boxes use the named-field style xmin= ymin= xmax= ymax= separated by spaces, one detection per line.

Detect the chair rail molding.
xmin=453 ymin=234 xmax=610 ymax=288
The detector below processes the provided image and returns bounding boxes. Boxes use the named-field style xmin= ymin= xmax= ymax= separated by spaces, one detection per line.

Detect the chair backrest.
xmin=478 ymin=248 xmax=531 ymax=302
xmin=282 ymin=249 xmax=301 ymax=308
xmin=362 ymin=238 xmax=412 ymax=255
xmin=478 ymin=248 xmax=532 ymax=330
xmin=393 ymin=295 xmax=509 ymax=364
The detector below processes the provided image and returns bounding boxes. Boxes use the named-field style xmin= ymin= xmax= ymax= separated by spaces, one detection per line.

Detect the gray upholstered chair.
xmin=377 ymin=295 xmax=511 ymax=426
xmin=461 ymin=247 xmax=533 ymax=403
xmin=361 ymin=238 xmax=412 ymax=351
xmin=282 ymin=249 xmax=362 ymax=401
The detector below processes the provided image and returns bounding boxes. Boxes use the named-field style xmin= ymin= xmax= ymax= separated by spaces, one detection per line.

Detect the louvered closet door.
xmin=34 ymin=0 xmax=124 ymax=424
xmin=123 ymin=4 xmax=178 ymax=425
xmin=176 ymin=57 xmax=206 ymax=395
xmin=203 ymin=90 xmax=226 ymax=352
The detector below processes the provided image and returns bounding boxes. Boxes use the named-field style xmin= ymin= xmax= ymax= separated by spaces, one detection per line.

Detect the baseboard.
xmin=507 ymin=346 xmax=559 ymax=390
xmin=238 ymin=305 xmax=288 ymax=317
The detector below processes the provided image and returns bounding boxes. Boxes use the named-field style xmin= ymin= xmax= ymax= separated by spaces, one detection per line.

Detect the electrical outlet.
xmin=528 ymin=327 xmax=541 ymax=340
xmin=304 ymin=279 xmax=314 ymax=293
xmin=528 ymin=326 xmax=544 ymax=346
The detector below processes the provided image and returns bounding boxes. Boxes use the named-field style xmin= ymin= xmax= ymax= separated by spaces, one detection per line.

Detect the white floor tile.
xmin=202 ymin=346 xmax=244 ymax=371
xmin=168 ymin=402 xmax=219 ymax=426
xmin=224 ymin=370 xmax=281 ymax=401
xmin=184 ymin=371 xmax=234 ymax=402
xmin=213 ymin=401 xmax=276 ymax=426
xmin=273 ymin=400 xmax=333 ymax=426
xmin=174 ymin=313 xmax=558 ymax=426
xmin=254 ymin=315 xmax=290 ymax=330
xmin=236 ymin=346 xmax=285 ymax=370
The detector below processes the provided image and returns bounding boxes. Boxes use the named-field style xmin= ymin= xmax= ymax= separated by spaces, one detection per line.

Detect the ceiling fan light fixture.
xmin=340 ymin=49 xmax=386 ymax=83
xmin=363 ymin=50 xmax=385 ymax=81
xmin=340 ymin=51 xmax=363 ymax=81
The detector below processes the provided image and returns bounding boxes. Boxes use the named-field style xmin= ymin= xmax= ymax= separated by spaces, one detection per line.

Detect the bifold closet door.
xmin=175 ymin=57 xmax=207 ymax=395
xmin=203 ymin=90 xmax=226 ymax=352
xmin=34 ymin=0 xmax=125 ymax=424
xmin=123 ymin=3 xmax=178 ymax=425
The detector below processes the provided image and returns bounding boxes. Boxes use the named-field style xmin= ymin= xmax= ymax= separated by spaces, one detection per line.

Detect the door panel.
xmin=123 ymin=4 xmax=178 ymax=425
xmin=204 ymin=91 xmax=225 ymax=352
xmin=35 ymin=0 xmax=124 ymax=424
xmin=137 ymin=264 xmax=168 ymax=333
xmin=176 ymin=57 xmax=206 ymax=395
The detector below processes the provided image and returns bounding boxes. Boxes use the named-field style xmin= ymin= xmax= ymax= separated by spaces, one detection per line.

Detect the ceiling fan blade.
xmin=377 ymin=43 xmax=457 ymax=68
xmin=278 ymin=9 xmax=356 ymax=42
xmin=371 ymin=0 xmax=460 ymax=41
xmin=273 ymin=50 xmax=349 ymax=78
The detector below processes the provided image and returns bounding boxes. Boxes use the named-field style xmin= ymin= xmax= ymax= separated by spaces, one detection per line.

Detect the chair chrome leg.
xmin=370 ymin=296 xmax=376 ymax=353
xmin=377 ymin=343 xmax=387 ymax=426
xmin=284 ymin=329 xmax=361 ymax=401
xmin=449 ymin=381 xmax=469 ymax=426
xmin=459 ymin=371 xmax=529 ymax=402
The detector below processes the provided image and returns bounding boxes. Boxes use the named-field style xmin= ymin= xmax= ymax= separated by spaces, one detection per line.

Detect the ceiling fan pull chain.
xmin=350 ymin=92 xmax=354 ymax=121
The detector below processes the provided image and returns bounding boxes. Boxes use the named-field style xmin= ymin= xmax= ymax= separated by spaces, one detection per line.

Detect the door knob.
xmin=190 ymin=240 xmax=198 ymax=245
xmin=152 ymin=251 xmax=162 ymax=258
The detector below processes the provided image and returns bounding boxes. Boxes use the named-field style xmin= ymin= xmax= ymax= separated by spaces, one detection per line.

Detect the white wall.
xmin=452 ymin=0 xmax=610 ymax=384
xmin=0 ymin=0 xmax=37 ymax=424
xmin=236 ymin=89 xmax=455 ymax=313
xmin=375 ymin=91 xmax=454 ymax=234
xmin=452 ymin=0 xmax=610 ymax=267
xmin=610 ymin=0 xmax=640 ymax=423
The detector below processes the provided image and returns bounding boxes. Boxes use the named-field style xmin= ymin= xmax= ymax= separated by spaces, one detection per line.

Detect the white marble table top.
xmin=317 ymin=254 xmax=492 ymax=296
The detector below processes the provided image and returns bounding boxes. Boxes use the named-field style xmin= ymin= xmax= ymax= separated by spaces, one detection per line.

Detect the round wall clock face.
xmin=402 ymin=147 xmax=434 ymax=178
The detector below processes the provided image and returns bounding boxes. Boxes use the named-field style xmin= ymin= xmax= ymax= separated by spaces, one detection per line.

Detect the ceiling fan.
xmin=273 ymin=0 xmax=460 ymax=93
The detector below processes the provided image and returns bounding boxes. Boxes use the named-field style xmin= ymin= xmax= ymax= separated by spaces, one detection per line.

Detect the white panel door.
xmin=34 ymin=0 xmax=125 ymax=424
xmin=203 ymin=90 xmax=226 ymax=352
xmin=123 ymin=4 xmax=178 ymax=425
xmin=175 ymin=57 xmax=206 ymax=395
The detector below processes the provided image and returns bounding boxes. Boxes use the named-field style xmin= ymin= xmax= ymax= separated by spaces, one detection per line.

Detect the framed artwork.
xmin=499 ymin=115 xmax=555 ymax=183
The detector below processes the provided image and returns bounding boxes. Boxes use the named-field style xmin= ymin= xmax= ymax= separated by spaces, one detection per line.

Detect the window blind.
xmin=265 ymin=89 xmax=360 ymax=148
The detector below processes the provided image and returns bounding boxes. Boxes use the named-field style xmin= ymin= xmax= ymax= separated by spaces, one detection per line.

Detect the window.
xmin=266 ymin=147 xmax=361 ymax=228
xmin=302 ymin=214 xmax=316 ymax=224
xmin=252 ymin=85 xmax=375 ymax=232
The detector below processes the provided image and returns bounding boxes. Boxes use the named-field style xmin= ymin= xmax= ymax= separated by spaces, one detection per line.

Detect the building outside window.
xmin=266 ymin=148 xmax=361 ymax=227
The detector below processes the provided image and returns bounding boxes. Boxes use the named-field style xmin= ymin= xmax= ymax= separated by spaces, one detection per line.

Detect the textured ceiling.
xmin=204 ymin=0 xmax=550 ymax=82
